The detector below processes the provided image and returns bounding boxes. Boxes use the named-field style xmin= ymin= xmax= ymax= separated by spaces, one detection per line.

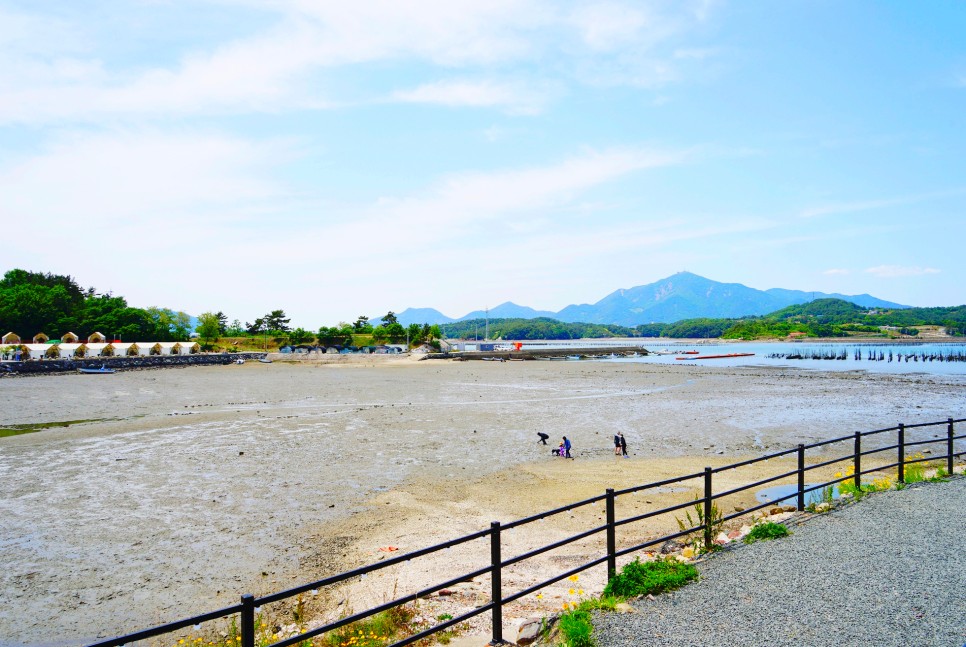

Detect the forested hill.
xmin=636 ymin=299 xmax=966 ymax=339
xmin=0 ymin=269 xmax=194 ymax=341
xmin=440 ymin=317 xmax=639 ymax=340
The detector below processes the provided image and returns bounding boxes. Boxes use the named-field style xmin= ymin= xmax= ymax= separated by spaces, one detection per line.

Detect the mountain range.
xmin=385 ymin=272 xmax=908 ymax=327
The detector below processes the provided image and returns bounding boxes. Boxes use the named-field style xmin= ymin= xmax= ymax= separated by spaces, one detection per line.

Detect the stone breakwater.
xmin=1 ymin=353 xmax=267 ymax=375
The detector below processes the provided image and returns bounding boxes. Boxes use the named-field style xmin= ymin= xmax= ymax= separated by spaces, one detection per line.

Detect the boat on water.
xmin=78 ymin=365 xmax=116 ymax=374
xmin=676 ymin=353 xmax=756 ymax=360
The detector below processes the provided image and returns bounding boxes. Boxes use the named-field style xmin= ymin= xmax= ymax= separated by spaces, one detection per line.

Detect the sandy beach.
xmin=1 ymin=356 xmax=963 ymax=645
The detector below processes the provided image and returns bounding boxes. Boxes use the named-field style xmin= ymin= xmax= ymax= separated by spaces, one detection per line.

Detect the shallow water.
xmin=595 ymin=341 xmax=966 ymax=375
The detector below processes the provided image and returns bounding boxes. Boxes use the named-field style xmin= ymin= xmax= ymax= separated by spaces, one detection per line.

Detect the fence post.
xmin=948 ymin=418 xmax=955 ymax=475
xmin=854 ymin=432 xmax=862 ymax=491
xmin=703 ymin=467 xmax=713 ymax=551
xmin=489 ymin=521 xmax=503 ymax=646
xmin=240 ymin=594 xmax=255 ymax=647
xmin=797 ymin=444 xmax=805 ymax=511
xmin=897 ymin=423 xmax=905 ymax=483
xmin=606 ymin=489 xmax=616 ymax=580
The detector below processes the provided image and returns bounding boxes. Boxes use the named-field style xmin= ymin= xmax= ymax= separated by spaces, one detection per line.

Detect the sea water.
xmin=519 ymin=341 xmax=966 ymax=376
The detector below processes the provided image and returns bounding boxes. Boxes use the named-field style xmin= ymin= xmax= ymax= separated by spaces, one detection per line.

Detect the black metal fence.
xmin=86 ymin=417 xmax=964 ymax=647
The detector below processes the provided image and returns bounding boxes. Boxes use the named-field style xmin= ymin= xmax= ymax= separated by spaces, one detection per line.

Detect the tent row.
xmin=6 ymin=342 xmax=201 ymax=360
xmin=3 ymin=331 xmax=117 ymax=345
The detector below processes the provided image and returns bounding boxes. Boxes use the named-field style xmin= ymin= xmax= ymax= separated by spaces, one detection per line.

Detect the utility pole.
xmin=485 ymin=307 xmax=489 ymax=341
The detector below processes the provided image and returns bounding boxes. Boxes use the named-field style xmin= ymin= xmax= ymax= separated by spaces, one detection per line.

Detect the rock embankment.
xmin=1 ymin=353 xmax=266 ymax=375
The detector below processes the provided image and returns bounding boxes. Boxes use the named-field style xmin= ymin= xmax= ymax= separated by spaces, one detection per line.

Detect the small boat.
xmin=258 ymin=357 xmax=273 ymax=364
xmin=78 ymin=365 xmax=115 ymax=374
xmin=234 ymin=358 xmax=245 ymax=365
xmin=676 ymin=353 xmax=756 ymax=360
xmin=680 ymin=350 xmax=700 ymax=354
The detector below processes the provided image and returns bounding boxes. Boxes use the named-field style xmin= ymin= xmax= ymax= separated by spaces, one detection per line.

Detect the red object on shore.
xmin=676 ymin=353 xmax=756 ymax=360
xmin=680 ymin=350 xmax=699 ymax=354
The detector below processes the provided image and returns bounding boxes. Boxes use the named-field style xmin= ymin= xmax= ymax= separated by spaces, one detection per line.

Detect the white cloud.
xmin=864 ymin=265 xmax=941 ymax=278
xmin=800 ymin=188 xmax=966 ymax=218
xmin=218 ymin=145 xmax=692 ymax=274
xmin=0 ymin=129 xmax=292 ymax=227
xmin=0 ymin=0 xmax=718 ymax=124
xmin=391 ymin=79 xmax=555 ymax=115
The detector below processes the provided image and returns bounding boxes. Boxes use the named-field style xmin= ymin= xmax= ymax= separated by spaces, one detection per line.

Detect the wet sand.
xmin=0 ymin=358 xmax=963 ymax=645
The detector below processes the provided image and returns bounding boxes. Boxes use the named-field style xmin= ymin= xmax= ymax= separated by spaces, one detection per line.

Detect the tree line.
xmin=440 ymin=317 xmax=640 ymax=340
xmin=634 ymin=298 xmax=966 ymax=340
xmin=0 ymin=269 xmax=194 ymax=341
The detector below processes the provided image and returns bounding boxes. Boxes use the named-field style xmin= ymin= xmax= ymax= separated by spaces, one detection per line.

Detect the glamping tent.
xmin=87 ymin=332 xmax=107 ymax=343
xmin=61 ymin=332 xmax=80 ymax=343
xmin=59 ymin=343 xmax=88 ymax=358
xmin=154 ymin=341 xmax=200 ymax=355
xmin=140 ymin=343 xmax=162 ymax=356
xmin=24 ymin=344 xmax=60 ymax=359
xmin=33 ymin=333 xmax=50 ymax=344
xmin=155 ymin=342 xmax=180 ymax=355
xmin=110 ymin=342 xmax=140 ymax=357
xmin=2 ymin=332 xmax=21 ymax=345
xmin=85 ymin=343 xmax=115 ymax=357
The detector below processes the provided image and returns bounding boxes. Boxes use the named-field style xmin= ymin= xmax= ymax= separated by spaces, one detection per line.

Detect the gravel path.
xmin=594 ymin=477 xmax=966 ymax=647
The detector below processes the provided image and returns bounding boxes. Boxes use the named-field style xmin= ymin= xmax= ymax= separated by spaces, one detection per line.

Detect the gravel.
xmin=594 ymin=477 xmax=966 ymax=647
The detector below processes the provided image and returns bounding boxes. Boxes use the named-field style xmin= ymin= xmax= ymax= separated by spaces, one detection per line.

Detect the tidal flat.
xmin=0 ymin=358 xmax=963 ymax=645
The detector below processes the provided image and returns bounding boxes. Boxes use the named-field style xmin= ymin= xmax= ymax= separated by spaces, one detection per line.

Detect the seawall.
xmin=1 ymin=353 xmax=267 ymax=375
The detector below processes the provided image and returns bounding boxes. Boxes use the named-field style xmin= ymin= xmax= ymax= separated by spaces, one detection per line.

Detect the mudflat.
xmin=0 ymin=358 xmax=962 ymax=645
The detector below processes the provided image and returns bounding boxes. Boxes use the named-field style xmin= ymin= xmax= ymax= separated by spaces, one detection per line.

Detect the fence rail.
xmin=86 ymin=417 xmax=965 ymax=647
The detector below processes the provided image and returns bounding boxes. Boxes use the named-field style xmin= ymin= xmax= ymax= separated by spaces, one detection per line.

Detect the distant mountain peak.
xmin=395 ymin=273 xmax=907 ymax=327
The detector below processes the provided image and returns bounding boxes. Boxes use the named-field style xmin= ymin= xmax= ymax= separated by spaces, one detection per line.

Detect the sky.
xmin=1 ymin=1 xmax=964 ymax=328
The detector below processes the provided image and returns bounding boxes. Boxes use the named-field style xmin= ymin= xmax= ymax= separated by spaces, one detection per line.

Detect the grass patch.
xmin=743 ymin=522 xmax=790 ymax=544
xmin=558 ymin=607 xmax=594 ymax=647
xmin=316 ymin=606 xmax=414 ymax=647
xmin=603 ymin=558 xmax=698 ymax=598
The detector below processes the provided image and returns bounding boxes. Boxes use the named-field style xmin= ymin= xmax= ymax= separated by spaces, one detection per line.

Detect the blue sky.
xmin=1 ymin=1 xmax=964 ymax=327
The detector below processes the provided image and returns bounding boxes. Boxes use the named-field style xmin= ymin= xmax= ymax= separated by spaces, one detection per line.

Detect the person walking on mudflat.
xmin=537 ymin=432 xmax=549 ymax=445
xmin=562 ymin=436 xmax=572 ymax=459
xmin=619 ymin=432 xmax=627 ymax=458
xmin=613 ymin=433 xmax=621 ymax=456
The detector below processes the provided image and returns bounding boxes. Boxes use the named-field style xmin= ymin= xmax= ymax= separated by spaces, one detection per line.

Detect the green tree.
xmin=171 ymin=311 xmax=192 ymax=340
xmin=318 ymin=326 xmax=350 ymax=346
xmin=371 ymin=326 xmax=389 ymax=343
xmin=385 ymin=322 xmax=405 ymax=342
xmin=353 ymin=315 xmax=373 ymax=333
xmin=264 ymin=310 xmax=291 ymax=332
xmin=407 ymin=323 xmax=423 ymax=346
xmin=196 ymin=312 xmax=221 ymax=346
xmin=289 ymin=327 xmax=312 ymax=344
xmin=215 ymin=311 xmax=228 ymax=335
xmin=382 ymin=311 xmax=399 ymax=326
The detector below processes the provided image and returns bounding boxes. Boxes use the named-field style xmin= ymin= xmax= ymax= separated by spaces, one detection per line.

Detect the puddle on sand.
xmin=756 ymin=483 xmax=839 ymax=507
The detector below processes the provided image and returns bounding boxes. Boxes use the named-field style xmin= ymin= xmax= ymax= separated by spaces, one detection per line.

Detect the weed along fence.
xmin=87 ymin=417 xmax=964 ymax=647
